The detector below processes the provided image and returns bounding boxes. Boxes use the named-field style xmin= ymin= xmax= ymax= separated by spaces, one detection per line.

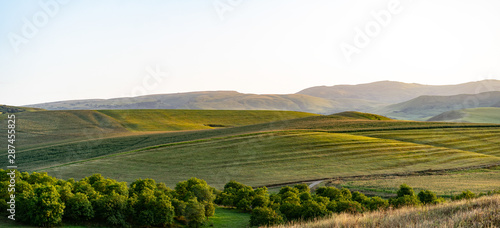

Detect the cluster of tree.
xmin=216 ymin=182 xmax=452 ymax=226
xmin=0 ymin=170 xmax=215 ymax=227
xmin=2 ymin=169 xmax=499 ymax=227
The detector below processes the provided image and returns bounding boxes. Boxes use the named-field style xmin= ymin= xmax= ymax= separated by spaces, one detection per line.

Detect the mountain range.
xmin=23 ymin=80 xmax=500 ymax=122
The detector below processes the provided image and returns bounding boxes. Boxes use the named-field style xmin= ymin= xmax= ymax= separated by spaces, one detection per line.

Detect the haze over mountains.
xmin=24 ymin=80 xmax=500 ymax=121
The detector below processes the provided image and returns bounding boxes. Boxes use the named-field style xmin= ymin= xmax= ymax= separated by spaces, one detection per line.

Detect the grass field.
xmin=202 ymin=207 xmax=251 ymax=228
xmin=41 ymin=128 xmax=500 ymax=189
xmin=327 ymin=166 xmax=500 ymax=198
xmin=4 ymin=110 xmax=500 ymax=190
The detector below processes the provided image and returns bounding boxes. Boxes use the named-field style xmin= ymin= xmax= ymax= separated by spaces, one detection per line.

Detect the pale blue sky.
xmin=1 ymin=0 xmax=500 ymax=106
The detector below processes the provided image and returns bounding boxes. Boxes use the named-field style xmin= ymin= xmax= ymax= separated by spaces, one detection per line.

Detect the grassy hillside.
xmin=375 ymin=91 xmax=500 ymax=120
xmin=272 ymin=194 xmax=500 ymax=228
xmin=0 ymin=109 xmax=317 ymax=148
xmin=5 ymin=109 xmax=500 ymax=190
xmin=41 ymin=130 xmax=500 ymax=188
xmin=297 ymin=80 xmax=500 ymax=103
xmin=428 ymin=107 xmax=500 ymax=124
xmin=97 ymin=109 xmax=316 ymax=131
xmin=331 ymin=166 xmax=500 ymax=198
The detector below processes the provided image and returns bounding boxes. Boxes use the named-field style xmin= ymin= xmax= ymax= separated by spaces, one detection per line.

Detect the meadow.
xmin=2 ymin=109 xmax=500 ymax=227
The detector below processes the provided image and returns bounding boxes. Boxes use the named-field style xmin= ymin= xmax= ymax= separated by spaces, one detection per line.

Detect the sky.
xmin=1 ymin=0 xmax=500 ymax=106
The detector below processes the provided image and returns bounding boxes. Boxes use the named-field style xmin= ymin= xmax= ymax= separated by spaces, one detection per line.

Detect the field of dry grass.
xmin=270 ymin=194 xmax=500 ymax=228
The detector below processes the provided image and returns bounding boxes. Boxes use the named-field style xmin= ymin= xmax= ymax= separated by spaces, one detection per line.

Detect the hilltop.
xmin=376 ymin=91 xmax=500 ymax=120
xmin=428 ymin=107 xmax=500 ymax=123
xmin=297 ymin=80 xmax=500 ymax=103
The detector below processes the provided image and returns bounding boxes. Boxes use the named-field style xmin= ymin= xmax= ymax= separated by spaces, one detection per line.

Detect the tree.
xmin=300 ymin=200 xmax=328 ymax=220
xmin=352 ymin=191 xmax=369 ymax=203
xmin=397 ymin=184 xmax=415 ymax=197
xmin=18 ymin=184 xmax=65 ymax=227
xmin=250 ymin=207 xmax=284 ymax=226
xmin=93 ymin=191 xmax=129 ymax=227
xmin=366 ymin=196 xmax=389 ymax=211
xmin=418 ymin=190 xmax=437 ymax=204
xmin=334 ymin=200 xmax=365 ymax=214
xmin=64 ymin=192 xmax=94 ymax=221
xmin=315 ymin=187 xmax=344 ymax=201
xmin=185 ymin=198 xmax=206 ymax=227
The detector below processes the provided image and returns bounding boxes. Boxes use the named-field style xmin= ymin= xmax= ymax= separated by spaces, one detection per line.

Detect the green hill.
xmin=375 ymin=91 xmax=500 ymax=120
xmin=41 ymin=129 xmax=500 ymax=188
xmin=8 ymin=110 xmax=495 ymax=189
xmin=428 ymin=107 xmax=500 ymax=124
xmin=0 ymin=109 xmax=317 ymax=149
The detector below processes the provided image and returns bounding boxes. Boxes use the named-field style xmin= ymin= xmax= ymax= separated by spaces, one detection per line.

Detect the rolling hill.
xmin=297 ymin=80 xmax=500 ymax=103
xmin=7 ymin=109 xmax=499 ymax=189
xmin=374 ymin=91 xmax=500 ymax=120
xmin=428 ymin=107 xmax=500 ymax=124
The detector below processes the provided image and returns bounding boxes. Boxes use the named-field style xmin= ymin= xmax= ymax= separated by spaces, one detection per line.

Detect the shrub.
xmin=64 ymin=192 xmax=94 ymax=221
xmin=250 ymin=207 xmax=284 ymax=226
xmin=397 ymin=184 xmax=415 ymax=197
xmin=335 ymin=200 xmax=365 ymax=214
xmin=366 ymin=196 xmax=389 ymax=211
xmin=418 ymin=190 xmax=438 ymax=204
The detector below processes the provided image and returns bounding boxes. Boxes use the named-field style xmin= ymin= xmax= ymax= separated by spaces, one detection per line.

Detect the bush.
xmin=300 ymin=200 xmax=329 ymax=220
xmin=366 ymin=196 xmax=389 ymax=211
xmin=64 ymin=192 xmax=94 ymax=221
xmin=335 ymin=200 xmax=365 ymax=214
xmin=397 ymin=184 xmax=415 ymax=197
xmin=454 ymin=190 xmax=476 ymax=200
xmin=418 ymin=190 xmax=438 ymax=204
xmin=315 ymin=187 xmax=344 ymax=201
xmin=250 ymin=207 xmax=284 ymax=226
xmin=390 ymin=195 xmax=421 ymax=208
xmin=18 ymin=184 xmax=65 ymax=227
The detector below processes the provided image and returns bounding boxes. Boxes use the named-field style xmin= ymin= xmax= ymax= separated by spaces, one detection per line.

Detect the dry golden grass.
xmin=270 ymin=195 xmax=500 ymax=228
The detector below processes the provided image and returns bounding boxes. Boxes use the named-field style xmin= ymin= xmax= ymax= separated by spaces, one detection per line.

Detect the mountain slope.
xmin=375 ymin=91 xmax=500 ymax=120
xmin=25 ymin=91 xmax=385 ymax=114
xmin=297 ymin=80 xmax=500 ymax=103
xmin=428 ymin=107 xmax=500 ymax=124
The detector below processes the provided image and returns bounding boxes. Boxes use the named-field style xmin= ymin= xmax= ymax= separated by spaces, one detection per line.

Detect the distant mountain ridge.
xmin=24 ymin=80 xmax=500 ymax=119
xmin=376 ymin=91 xmax=500 ymax=120
xmin=26 ymin=91 xmax=385 ymax=114
xmin=297 ymin=80 xmax=500 ymax=103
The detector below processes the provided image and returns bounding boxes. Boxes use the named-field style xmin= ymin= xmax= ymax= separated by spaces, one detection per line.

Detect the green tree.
xmin=64 ymin=192 xmax=94 ymax=221
xmin=250 ymin=207 xmax=284 ymax=226
xmin=300 ymin=200 xmax=328 ymax=220
xmin=93 ymin=191 xmax=129 ymax=227
xmin=397 ymin=184 xmax=415 ymax=197
xmin=18 ymin=184 xmax=65 ymax=227
xmin=334 ymin=200 xmax=365 ymax=214
xmin=185 ymin=198 xmax=206 ymax=227
xmin=366 ymin=196 xmax=389 ymax=211
xmin=418 ymin=190 xmax=437 ymax=204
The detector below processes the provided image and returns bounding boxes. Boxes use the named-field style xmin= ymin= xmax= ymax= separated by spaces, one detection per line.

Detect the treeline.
xmin=1 ymin=170 xmax=499 ymax=227
xmin=216 ymin=181 xmax=500 ymax=226
xmin=0 ymin=170 xmax=215 ymax=227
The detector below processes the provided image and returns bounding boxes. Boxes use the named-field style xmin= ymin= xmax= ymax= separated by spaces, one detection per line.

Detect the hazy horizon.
xmin=2 ymin=0 xmax=500 ymax=106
